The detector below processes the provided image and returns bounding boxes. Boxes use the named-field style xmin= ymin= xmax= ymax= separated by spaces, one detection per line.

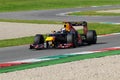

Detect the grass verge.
xmin=0 ymin=23 xmax=120 ymax=48
xmin=0 ymin=0 xmax=120 ymax=12
xmin=0 ymin=36 xmax=33 ymax=48
xmin=0 ymin=50 xmax=120 ymax=73
xmin=69 ymin=9 xmax=120 ymax=16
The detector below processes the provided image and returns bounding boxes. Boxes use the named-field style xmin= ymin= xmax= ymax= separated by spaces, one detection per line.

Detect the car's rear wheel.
xmin=34 ymin=34 xmax=44 ymax=44
xmin=86 ymin=30 xmax=97 ymax=44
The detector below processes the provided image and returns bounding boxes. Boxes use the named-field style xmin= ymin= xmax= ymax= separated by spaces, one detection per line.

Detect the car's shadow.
xmin=70 ymin=42 xmax=107 ymax=49
xmin=82 ymin=42 xmax=107 ymax=46
xmin=30 ymin=42 xmax=107 ymax=51
xmin=96 ymin=42 xmax=107 ymax=45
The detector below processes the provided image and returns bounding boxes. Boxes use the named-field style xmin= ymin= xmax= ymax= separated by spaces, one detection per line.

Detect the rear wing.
xmin=64 ymin=21 xmax=87 ymax=26
xmin=64 ymin=21 xmax=88 ymax=35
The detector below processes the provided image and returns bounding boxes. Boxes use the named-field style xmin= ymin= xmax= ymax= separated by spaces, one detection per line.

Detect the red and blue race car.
xmin=30 ymin=21 xmax=97 ymax=49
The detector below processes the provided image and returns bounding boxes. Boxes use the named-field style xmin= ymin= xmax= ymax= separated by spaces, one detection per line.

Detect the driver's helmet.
xmin=61 ymin=28 xmax=66 ymax=33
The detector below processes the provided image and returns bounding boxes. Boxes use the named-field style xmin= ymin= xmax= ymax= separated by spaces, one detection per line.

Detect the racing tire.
xmin=67 ymin=33 xmax=77 ymax=48
xmin=86 ymin=30 xmax=97 ymax=44
xmin=29 ymin=45 xmax=34 ymax=49
xmin=67 ymin=33 xmax=73 ymax=43
xmin=34 ymin=34 xmax=44 ymax=44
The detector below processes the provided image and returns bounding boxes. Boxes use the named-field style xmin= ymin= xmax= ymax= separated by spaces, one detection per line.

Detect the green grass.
xmin=69 ymin=10 xmax=120 ymax=16
xmin=0 ymin=50 xmax=120 ymax=73
xmin=0 ymin=19 xmax=61 ymax=24
xmin=0 ymin=23 xmax=120 ymax=48
xmin=0 ymin=36 xmax=33 ymax=48
xmin=0 ymin=0 xmax=120 ymax=12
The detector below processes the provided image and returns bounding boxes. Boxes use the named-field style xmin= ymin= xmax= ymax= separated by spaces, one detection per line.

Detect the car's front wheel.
xmin=34 ymin=34 xmax=44 ymax=45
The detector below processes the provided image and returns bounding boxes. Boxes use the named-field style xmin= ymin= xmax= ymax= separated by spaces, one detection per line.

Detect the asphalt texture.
xmin=0 ymin=5 xmax=120 ymax=63
xmin=0 ymin=34 xmax=120 ymax=63
xmin=0 ymin=5 xmax=120 ymax=23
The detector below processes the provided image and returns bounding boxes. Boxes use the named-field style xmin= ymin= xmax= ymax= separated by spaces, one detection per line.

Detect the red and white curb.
xmin=0 ymin=46 xmax=120 ymax=68
xmin=98 ymin=33 xmax=120 ymax=37
xmin=0 ymin=33 xmax=120 ymax=68
xmin=65 ymin=47 xmax=120 ymax=56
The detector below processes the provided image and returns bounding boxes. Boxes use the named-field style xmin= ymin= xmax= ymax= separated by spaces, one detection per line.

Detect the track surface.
xmin=0 ymin=5 xmax=120 ymax=63
xmin=0 ymin=34 xmax=120 ymax=63
xmin=0 ymin=5 xmax=120 ymax=23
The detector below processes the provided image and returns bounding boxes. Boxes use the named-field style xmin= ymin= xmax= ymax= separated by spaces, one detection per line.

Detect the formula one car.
xmin=29 ymin=21 xmax=97 ymax=49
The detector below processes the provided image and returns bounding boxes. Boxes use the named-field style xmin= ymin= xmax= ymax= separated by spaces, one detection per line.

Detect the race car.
xmin=29 ymin=21 xmax=97 ymax=49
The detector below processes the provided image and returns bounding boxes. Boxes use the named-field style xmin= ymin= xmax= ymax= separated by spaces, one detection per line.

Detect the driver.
xmin=61 ymin=22 xmax=71 ymax=33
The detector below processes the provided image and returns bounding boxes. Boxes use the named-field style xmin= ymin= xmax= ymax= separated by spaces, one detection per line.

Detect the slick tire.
xmin=67 ymin=33 xmax=77 ymax=48
xmin=34 ymin=34 xmax=44 ymax=44
xmin=86 ymin=30 xmax=97 ymax=44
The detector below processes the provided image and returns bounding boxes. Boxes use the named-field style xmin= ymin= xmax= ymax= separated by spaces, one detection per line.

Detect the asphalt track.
xmin=0 ymin=5 xmax=120 ymax=23
xmin=0 ymin=5 xmax=120 ymax=63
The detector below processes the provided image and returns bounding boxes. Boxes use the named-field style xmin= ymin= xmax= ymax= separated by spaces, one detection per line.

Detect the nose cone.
xmin=45 ymin=37 xmax=55 ymax=41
